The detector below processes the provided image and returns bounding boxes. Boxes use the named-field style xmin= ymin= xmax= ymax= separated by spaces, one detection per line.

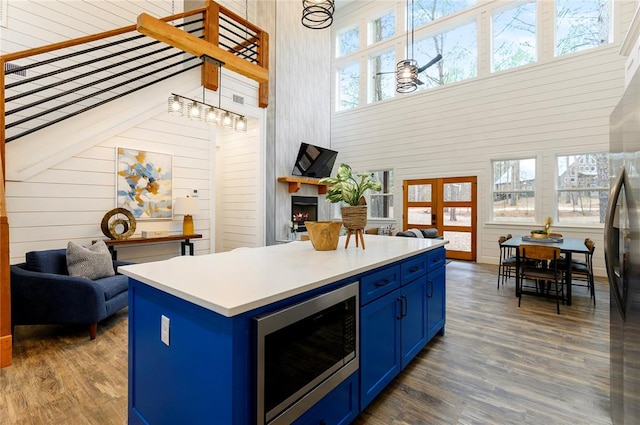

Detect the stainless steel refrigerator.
xmin=607 ymin=64 xmax=640 ymax=425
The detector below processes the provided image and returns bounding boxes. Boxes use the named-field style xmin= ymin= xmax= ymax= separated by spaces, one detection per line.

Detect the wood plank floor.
xmin=0 ymin=261 xmax=612 ymax=425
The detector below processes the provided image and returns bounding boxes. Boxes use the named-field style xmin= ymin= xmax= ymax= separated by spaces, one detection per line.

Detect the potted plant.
xmin=530 ymin=217 xmax=553 ymax=239
xmin=320 ymin=163 xmax=382 ymax=230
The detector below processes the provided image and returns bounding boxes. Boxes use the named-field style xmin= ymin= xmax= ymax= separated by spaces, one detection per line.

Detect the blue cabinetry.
xmin=292 ymin=372 xmax=359 ymax=425
xmin=426 ymin=264 xmax=446 ymax=341
xmin=359 ymin=247 xmax=446 ymax=411
xmin=127 ymin=245 xmax=446 ymax=425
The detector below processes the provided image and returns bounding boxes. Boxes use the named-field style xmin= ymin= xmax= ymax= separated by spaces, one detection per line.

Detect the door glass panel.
xmin=443 ymin=231 xmax=471 ymax=252
xmin=443 ymin=207 xmax=471 ymax=226
xmin=444 ymin=183 xmax=471 ymax=201
xmin=408 ymin=184 xmax=432 ymax=202
xmin=407 ymin=207 xmax=432 ymax=225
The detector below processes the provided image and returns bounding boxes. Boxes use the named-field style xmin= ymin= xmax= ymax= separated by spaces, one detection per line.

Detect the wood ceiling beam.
xmin=136 ymin=13 xmax=268 ymax=84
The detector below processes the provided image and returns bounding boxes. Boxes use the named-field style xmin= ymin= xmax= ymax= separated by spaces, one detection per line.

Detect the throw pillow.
xmin=66 ymin=240 xmax=115 ymax=280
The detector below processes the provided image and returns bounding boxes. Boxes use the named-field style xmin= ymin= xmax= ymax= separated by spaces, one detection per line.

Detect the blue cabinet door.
xmin=400 ymin=277 xmax=427 ymax=368
xmin=359 ymin=289 xmax=402 ymax=409
xmin=292 ymin=372 xmax=359 ymax=425
xmin=426 ymin=264 xmax=446 ymax=342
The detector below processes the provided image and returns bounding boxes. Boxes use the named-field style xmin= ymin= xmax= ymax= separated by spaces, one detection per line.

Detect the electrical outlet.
xmin=161 ymin=315 xmax=170 ymax=346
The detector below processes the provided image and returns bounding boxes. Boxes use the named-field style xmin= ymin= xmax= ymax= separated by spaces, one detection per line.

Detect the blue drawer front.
xmin=360 ymin=265 xmax=401 ymax=305
xmin=292 ymin=372 xmax=359 ymax=425
xmin=400 ymin=255 xmax=427 ymax=285
xmin=426 ymin=247 xmax=446 ymax=272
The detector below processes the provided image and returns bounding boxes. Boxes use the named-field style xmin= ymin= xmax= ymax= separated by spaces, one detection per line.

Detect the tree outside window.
xmin=411 ymin=0 xmax=476 ymax=27
xmin=370 ymin=11 xmax=395 ymax=44
xmin=413 ymin=20 xmax=477 ymax=90
xmin=337 ymin=27 xmax=359 ymax=57
xmin=370 ymin=50 xmax=396 ymax=103
xmin=492 ymin=158 xmax=536 ymax=222
xmin=492 ymin=1 xmax=536 ymax=72
xmin=369 ymin=170 xmax=394 ymax=218
xmin=556 ymin=153 xmax=609 ymax=224
xmin=337 ymin=62 xmax=360 ymax=111
xmin=555 ymin=0 xmax=612 ymax=57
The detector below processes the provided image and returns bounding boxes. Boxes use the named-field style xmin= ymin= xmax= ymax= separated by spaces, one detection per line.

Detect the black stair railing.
xmin=1 ymin=3 xmax=265 ymax=144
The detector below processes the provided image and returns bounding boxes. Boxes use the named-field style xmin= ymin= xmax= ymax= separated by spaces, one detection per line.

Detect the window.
xmin=369 ymin=49 xmax=396 ymax=103
xmin=337 ymin=62 xmax=360 ymax=111
xmin=556 ymin=153 xmax=609 ymax=224
xmin=370 ymin=11 xmax=395 ymax=44
xmin=337 ymin=27 xmax=359 ymax=57
xmin=413 ymin=20 xmax=477 ymax=90
xmin=411 ymin=0 xmax=476 ymax=27
xmin=555 ymin=0 xmax=612 ymax=57
xmin=492 ymin=1 xmax=537 ymax=72
xmin=369 ymin=170 xmax=394 ymax=218
xmin=492 ymin=158 xmax=536 ymax=222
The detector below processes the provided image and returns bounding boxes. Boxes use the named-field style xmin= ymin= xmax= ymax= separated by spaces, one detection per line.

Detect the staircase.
xmin=0 ymin=0 xmax=269 ymax=367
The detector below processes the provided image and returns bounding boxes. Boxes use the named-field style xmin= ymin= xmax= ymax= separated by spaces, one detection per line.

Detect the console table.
xmin=98 ymin=234 xmax=202 ymax=260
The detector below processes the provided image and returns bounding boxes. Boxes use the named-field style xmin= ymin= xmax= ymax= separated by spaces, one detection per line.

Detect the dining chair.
xmin=518 ymin=244 xmax=564 ymax=314
xmin=497 ymin=235 xmax=517 ymax=289
xmin=551 ymin=239 xmax=596 ymax=306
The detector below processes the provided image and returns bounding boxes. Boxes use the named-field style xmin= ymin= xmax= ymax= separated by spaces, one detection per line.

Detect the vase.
xmin=341 ymin=205 xmax=368 ymax=230
xmin=305 ymin=221 xmax=342 ymax=251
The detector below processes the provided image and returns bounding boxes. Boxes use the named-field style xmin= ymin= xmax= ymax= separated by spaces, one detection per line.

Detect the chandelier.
xmin=301 ymin=0 xmax=335 ymax=29
xmin=167 ymin=56 xmax=247 ymax=132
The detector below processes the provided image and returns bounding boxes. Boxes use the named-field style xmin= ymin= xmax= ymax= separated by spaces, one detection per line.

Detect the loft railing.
xmin=0 ymin=0 xmax=269 ymax=368
xmin=1 ymin=4 xmax=268 ymax=144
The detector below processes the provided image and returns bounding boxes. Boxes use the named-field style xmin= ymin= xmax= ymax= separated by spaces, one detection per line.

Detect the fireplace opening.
xmin=291 ymin=196 xmax=318 ymax=232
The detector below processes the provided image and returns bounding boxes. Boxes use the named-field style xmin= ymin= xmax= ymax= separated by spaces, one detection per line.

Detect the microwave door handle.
xmin=604 ymin=168 xmax=626 ymax=320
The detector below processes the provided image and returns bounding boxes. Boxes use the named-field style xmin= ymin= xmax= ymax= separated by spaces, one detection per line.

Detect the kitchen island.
xmin=120 ymin=235 xmax=447 ymax=425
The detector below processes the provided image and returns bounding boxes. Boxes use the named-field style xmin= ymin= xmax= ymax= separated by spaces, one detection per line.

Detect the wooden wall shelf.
xmin=278 ymin=176 xmax=328 ymax=194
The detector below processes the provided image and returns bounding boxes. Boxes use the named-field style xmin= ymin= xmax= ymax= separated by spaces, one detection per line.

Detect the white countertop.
xmin=118 ymin=235 xmax=447 ymax=317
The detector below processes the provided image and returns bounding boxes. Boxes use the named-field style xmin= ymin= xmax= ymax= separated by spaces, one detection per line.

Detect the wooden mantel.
xmin=277 ymin=176 xmax=328 ymax=194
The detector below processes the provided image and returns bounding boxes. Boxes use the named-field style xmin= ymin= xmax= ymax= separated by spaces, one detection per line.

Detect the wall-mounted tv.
xmin=291 ymin=143 xmax=338 ymax=178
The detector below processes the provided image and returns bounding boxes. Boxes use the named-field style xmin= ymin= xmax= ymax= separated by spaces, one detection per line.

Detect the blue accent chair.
xmin=10 ymin=248 xmax=130 ymax=340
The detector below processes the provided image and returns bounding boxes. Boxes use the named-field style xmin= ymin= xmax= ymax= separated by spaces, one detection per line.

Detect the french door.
xmin=403 ymin=176 xmax=477 ymax=261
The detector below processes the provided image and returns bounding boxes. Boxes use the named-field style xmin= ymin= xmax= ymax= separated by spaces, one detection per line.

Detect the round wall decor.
xmin=101 ymin=208 xmax=137 ymax=240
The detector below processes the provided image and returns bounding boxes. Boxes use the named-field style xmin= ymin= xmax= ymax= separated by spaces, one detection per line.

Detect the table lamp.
xmin=174 ymin=195 xmax=200 ymax=235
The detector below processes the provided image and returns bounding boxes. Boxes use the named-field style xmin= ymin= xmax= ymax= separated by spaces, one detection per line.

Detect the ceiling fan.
xmin=396 ymin=53 xmax=443 ymax=88
xmin=373 ymin=53 xmax=442 ymax=91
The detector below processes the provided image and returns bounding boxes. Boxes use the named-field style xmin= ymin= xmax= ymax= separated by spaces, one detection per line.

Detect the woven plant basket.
xmin=341 ymin=205 xmax=368 ymax=230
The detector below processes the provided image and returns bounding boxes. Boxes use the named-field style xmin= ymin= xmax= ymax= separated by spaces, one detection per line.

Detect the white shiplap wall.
xmin=6 ymin=108 xmax=213 ymax=264
xmin=330 ymin=1 xmax=638 ymax=276
xmin=256 ymin=2 xmax=332 ymax=244
xmin=3 ymin=0 xmax=266 ymax=263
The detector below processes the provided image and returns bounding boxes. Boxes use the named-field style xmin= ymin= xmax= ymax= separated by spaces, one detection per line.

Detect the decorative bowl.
xmin=530 ymin=231 xmax=548 ymax=239
xmin=305 ymin=221 xmax=342 ymax=251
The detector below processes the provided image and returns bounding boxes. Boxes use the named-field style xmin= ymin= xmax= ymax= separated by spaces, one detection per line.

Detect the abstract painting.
xmin=116 ymin=148 xmax=172 ymax=219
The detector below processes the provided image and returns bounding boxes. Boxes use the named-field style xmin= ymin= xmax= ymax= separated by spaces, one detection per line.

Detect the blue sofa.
xmin=10 ymin=248 xmax=130 ymax=340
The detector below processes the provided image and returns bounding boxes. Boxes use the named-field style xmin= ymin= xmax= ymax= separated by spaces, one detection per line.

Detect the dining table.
xmin=500 ymin=235 xmax=591 ymax=306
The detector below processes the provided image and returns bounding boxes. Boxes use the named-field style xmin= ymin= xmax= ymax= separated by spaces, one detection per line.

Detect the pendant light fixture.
xmin=167 ymin=57 xmax=247 ymax=132
xmin=301 ymin=0 xmax=335 ymax=29
xmin=396 ymin=0 xmax=443 ymax=93
xmin=397 ymin=0 xmax=419 ymax=93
